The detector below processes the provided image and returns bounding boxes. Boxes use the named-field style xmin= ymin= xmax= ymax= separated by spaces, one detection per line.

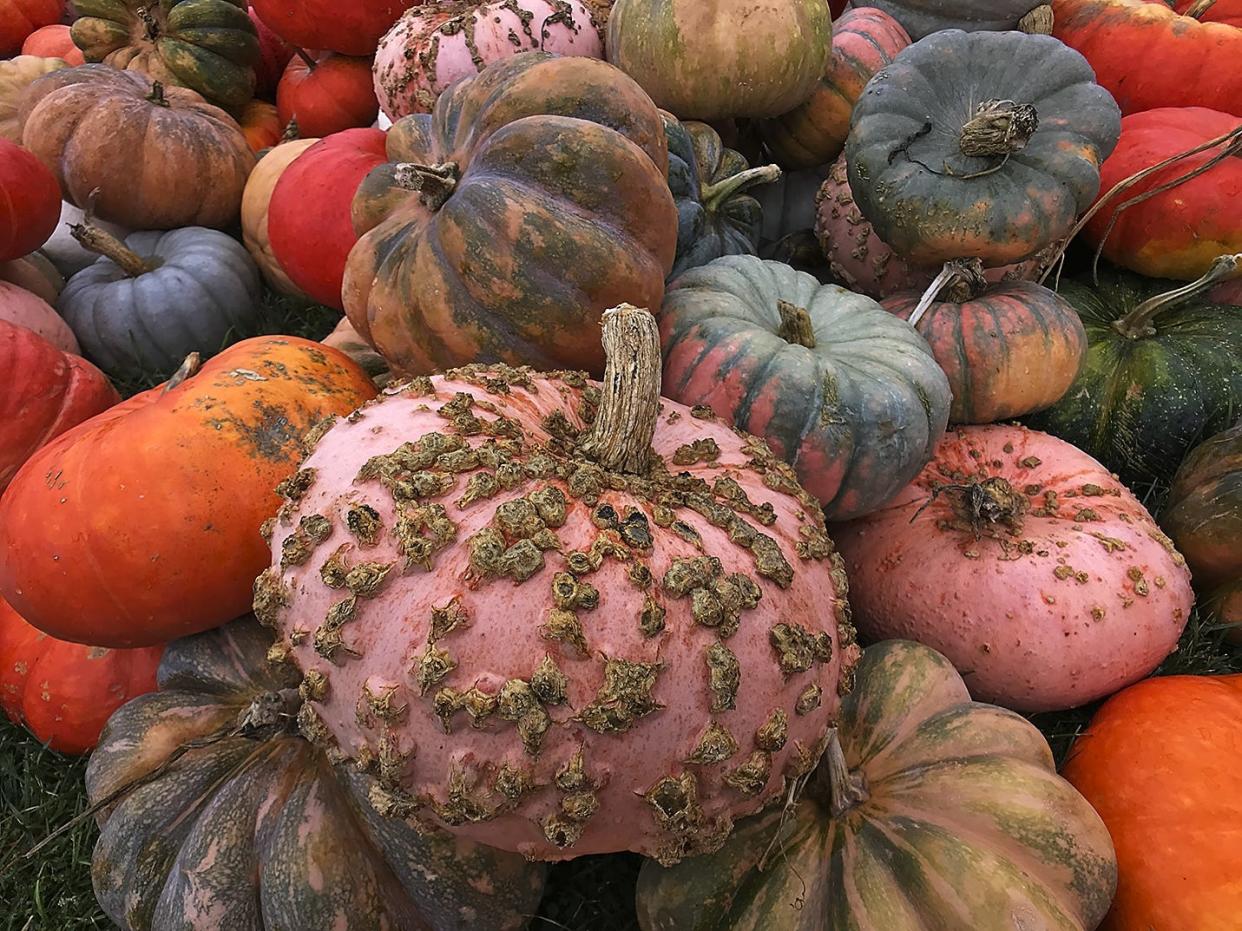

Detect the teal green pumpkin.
xmin=663 ymin=112 xmax=779 ymax=281
xmin=1026 ymin=255 xmax=1242 ymax=487
xmin=635 ymin=639 xmax=1117 ymax=931
xmin=86 ymin=617 xmax=547 ymax=931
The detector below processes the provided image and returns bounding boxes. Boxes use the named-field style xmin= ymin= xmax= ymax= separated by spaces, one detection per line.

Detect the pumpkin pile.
xmin=1 ymin=1 xmax=1240 ymax=929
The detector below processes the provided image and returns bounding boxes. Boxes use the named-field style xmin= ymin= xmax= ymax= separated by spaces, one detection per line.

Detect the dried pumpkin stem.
xmin=280 ymin=116 xmax=300 ymax=142
xmin=146 ymin=80 xmax=169 ymax=108
xmin=907 ymin=258 xmax=987 ymax=327
xmin=69 ymin=220 xmax=156 ymax=277
xmin=776 ymin=300 xmax=817 ymax=349
xmin=137 ymin=5 xmax=160 ymax=41
xmin=1184 ymin=0 xmax=1217 ymax=18
xmin=700 ymin=164 xmax=782 ymax=213
xmin=1017 ymin=4 xmax=1054 ymax=34
xmin=959 ymin=99 xmax=1038 ymax=159
xmin=391 ymin=162 xmax=459 ymax=209
xmin=578 ymin=303 xmax=661 ymax=474
xmin=822 ymin=728 xmax=868 ymax=818
xmin=294 ymin=47 xmax=318 ymax=70
xmin=1113 ymin=252 xmax=1241 ymax=340
xmin=161 ymin=352 xmax=202 ymax=395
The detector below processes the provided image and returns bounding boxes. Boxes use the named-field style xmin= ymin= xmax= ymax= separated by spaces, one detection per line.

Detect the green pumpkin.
xmin=1026 ymin=256 xmax=1242 ymax=487
xmin=87 ymin=617 xmax=547 ymax=931
xmin=663 ymin=113 xmax=779 ymax=281
xmin=635 ymin=639 xmax=1117 ymax=931
xmin=72 ymin=0 xmax=259 ymax=109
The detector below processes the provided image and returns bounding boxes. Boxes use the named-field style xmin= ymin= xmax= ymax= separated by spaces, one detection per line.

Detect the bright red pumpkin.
xmin=267 ymin=127 xmax=387 ymax=309
xmin=0 ymin=337 xmax=377 ymax=648
xmin=1083 ymin=107 xmax=1242 ymax=280
xmin=276 ymin=50 xmax=379 ymax=139
xmin=1062 ymin=673 xmax=1242 ymax=930
xmin=1054 ymin=0 xmax=1242 ymax=116
xmin=249 ymin=3 xmax=294 ymax=97
xmin=0 ymin=137 xmax=60 ymax=262
xmin=0 ymin=318 xmax=118 ymax=492
xmin=19 ymin=23 xmax=84 ymax=64
xmin=249 ymin=0 xmax=415 ymax=56
xmin=0 ymin=594 xmax=161 ymax=754
xmin=0 ymin=0 xmax=63 ymax=56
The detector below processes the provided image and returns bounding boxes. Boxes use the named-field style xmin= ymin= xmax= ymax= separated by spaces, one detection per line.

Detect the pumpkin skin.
xmin=0 ymin=595 xmax=160 ymax=754
xmin=1053 ymin=0 xmax=1242 ymax=117
xmin=0 ymin=250 xmax=64 ymax=305
xmin=0 ymin=0 xmax=63 ymax=55
xmin=1162 ymin=422 xmax=1242 ymax=592
xmin=664 ymin=114 xmax=777 ymax=280
xmin=0 ymin=337 xmax=377 ymax=648
xmin=1082 ymin=108 xmax=1242 ymax=281
xmin=248 ymin=3 xmax=293 ymax=97
xmin=21 ymin=23 xmax=85 ymax=62
xmin=0 ymin=318 xmax=118 ymax=493
xmin=751 ymin=164 xmax=830 ymax=275
xmin=70 ymin=0 xmax=260 ymax=109
xmin=851 ymin=0 xmax=1044 ymax=39
xmin=343 ymin=52 xmax=676 ymax=377
xmin=87 ymin=616 xmax=548 ymax=931
xmin=883 ymin=276 xmax=1087 ymax=424
xmin=267 ymin=127 xmax=388 ymax=309
xmin=0 ymin=55 xmax=66 ymax=143
xmin=833 ymin=424 xmax=1193 ymax=712
xmin=661 ymin=255 xmax=950 ymax=521
xmin=374 ymin=0 xmax=604 ymax=118
xmin=57 ymin=227 xmax=265 ymax=379
xmin=636 ymin=639 xmax=1118 ymax=931
xmin=0 ymin=138 xmax=60 ymax=263
xmin=241 ymin=137 xmax=318 ymax=295
xmin=277 ymin=51 xmax=379 ymax=138
xmin=606 ymin=0 xmax=832 ymax=122
xmin=846 ymin=30 xmax=1122 ymax=266
xmin=261 ymin=307 xmax=858 ymax=863
xmin=322 ymin=314 xmax=391 ymax=386
xmin=758 ymin=8 xmax=910 ymax=170
xmin=249 ymin=0 xmax=415 ymax=55
xmin=1062 ymin=673 xmax=1242 ymax=930
xmin=0 ymin=280 xmax=78 ymax=352
xmin=1025 ymin=266 xmax=1242 ymax=486
xmin=238 ymin=97 xmax=282 ymax=151
xmin=18 ymin=65 xmax=256 ymax=230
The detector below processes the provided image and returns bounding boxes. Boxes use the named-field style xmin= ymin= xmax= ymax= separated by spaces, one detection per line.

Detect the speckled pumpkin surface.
xmin=257 ymin=307 xmax=858 ymax=864
xmin=87 ymin=616 xmax=547 ymax=931
xmin=1162 ymin=421 xmax=1242 ymax=590
xmin=636 ymin=639 xmax=1118 ymax=931
xmin=845 ymin=30 xmax=1121 ymax=266
xmin=343 ymin=52 xmax=676 ymax=377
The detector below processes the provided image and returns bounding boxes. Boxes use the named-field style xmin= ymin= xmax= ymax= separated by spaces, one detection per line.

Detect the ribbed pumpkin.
xmin=343 ymin=52 xmax=676 ymax=377
xmin=846 ymin=30 xmax=1121 ymax=266
xmin=0 ymin=318 xmax=118 ymax=493
xmin=1053 ymin=0 xmax=1242 ymax=116
xmin=249 ymin=0 xmax=414 ymax=55
xmin=57 ymin=222 xmax=264 ymax=379
xmin=1 ymin=595 xmax=161 ymax=754
xmin=241 ymin=137 xmax=318 ymax=295
xmin=267 ymin=127 xmax=388 ymax=309
xmin=0 ymin=0 xmax=62 ymax=55
xmin=0 ymin=279 xmax=78 ymax=352
xmin=0 ymin=55 xmax=66 ymax=143
xmin=0 ymin=337 xmax=377 ymax=648
xmin=660 ymin=255 xmax=951 ymax=520
xmin=882 ymin=261 xmax=1086 ymax=424
xmin=277 ymin=50 xmax=379 ymax=138
xmin=637 ymin=638 xmax=1118 ymax=931
xmin=322 ymin=314 xmax=391 ymax=386
xmin=758 ymin=7 xmax=910 ymax=169
xmin=1062 ymin=673 xmax=1242 ymax=930
xmin=20 ymin=23 xmax=84 ymax=63
xmin=1026 ymin=257 xmax=1242 ymax=486
xmin=18 ymin=65 xmax=256 ymax=230
xmin=664 ymin=114 xmax=778 ymax=280
xmin=87 ymin=616 xmax=548 ymax=931
xmin=852 ymin=0 xmax=1048 ymax=38
xmin=0 ymin=137 xmax=60 ymax=262
xmin=1082 ymin=107 xmax=1242 ymax=281
xmin=833 ymin=424 xmax=1193 ymax=712
xmin=606 ymin=0 xmax=832 ymax=121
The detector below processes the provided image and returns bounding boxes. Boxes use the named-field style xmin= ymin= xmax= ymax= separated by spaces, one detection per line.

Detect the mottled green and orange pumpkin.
xmin=637 ymin=639 xmax=1118 ymax=931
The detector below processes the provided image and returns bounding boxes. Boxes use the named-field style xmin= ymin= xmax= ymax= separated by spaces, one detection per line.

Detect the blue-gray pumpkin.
xmin=58 ymin=224 xmax=263 ymax=378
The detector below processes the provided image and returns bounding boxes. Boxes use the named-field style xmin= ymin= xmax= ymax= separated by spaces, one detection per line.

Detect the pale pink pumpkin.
xmin=814 ymin=153 xmax=1046 ymax=298
xmin=0 ymin=279 xmax=77 ymax=352
xmin=373 ymin=0 xmax=605 ymax=118
xmin=832 ymin=424 xmax=1193 ymax=713
xmin=260 ymin=306 xmax=857 ymax=864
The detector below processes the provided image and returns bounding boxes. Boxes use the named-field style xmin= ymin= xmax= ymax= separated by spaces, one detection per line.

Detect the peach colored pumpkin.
xmin=373 ymin=0 xmax=604 ymax=118
xmin=0 ymin=251 xmax=63 ymax=304
xmin=20 ymin=23 xmax=83 ymax=63
xmin=260 ymin=305 xmax=858 ymax=864
xmin=0 ymin=279 xmax=77 ymax=352
xmin=241 ymin=137 xmax=318 ymax=295
xmin=832 ymin=424 xmax=1193 ymax=712
xmin=0 ymin=55 xmax=66 ymax=143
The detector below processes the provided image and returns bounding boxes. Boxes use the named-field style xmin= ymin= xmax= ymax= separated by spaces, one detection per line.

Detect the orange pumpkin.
xmin=0 ymin=0 xmax=63 ymax=56
xmin=0 ymin=337 xmax=377 ymax=648
xmin=20 ymin=23 xmax=84 ymax=63
xmin=1063 ymin=673 xmax=1242 ymax=930
xmin=241 ymin=136 xmax=318 ymax=294
xmin=0 ymin=594 xmax=161 ymax=754
xmin=276 ymin=50 xmax=378 ymax=138
xmin=238 ymin=97 xmax=283 ymax=152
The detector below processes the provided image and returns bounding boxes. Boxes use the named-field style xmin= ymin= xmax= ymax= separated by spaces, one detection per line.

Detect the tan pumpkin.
xmin=241 ymin=136 xmax=318 ymax=295
xmin=0 ymin=54 xmax=64 ymax=143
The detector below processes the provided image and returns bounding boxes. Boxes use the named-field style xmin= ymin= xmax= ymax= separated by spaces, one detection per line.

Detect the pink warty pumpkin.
xmin=832 ymin=425 xmax=1193 ymax=712
xmin=373 ymin=0 xmax=604 ymax=118
xmin=258 ymin=305 xmax=858 ymax=864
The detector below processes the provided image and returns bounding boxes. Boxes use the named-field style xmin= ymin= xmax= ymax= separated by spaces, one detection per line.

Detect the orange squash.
xmin=0 ymin=337 xmax=376 ymax=648
xmin=1063 ymin=673 xmax=1242 ymax=930
xmin=237 ymin=97 xmax=283 ymax=152
xmin=276 ymin=50 xmax=378 ymax=138
xmin=19 ymin=23 xmax=84 ymax=63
